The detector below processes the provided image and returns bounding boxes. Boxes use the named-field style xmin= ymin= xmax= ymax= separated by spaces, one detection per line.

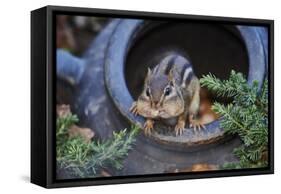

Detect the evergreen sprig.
xmin=200 ymin=70 xmax=268 ymax=169
xmin=56 ymin=113 xmax=140 ymax=178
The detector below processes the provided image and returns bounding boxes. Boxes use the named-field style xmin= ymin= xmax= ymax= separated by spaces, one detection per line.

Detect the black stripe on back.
xmin=164 ymin=56 xmax=177 ymax=75
xmin=185 ymin=72 xmax=194 ymax=86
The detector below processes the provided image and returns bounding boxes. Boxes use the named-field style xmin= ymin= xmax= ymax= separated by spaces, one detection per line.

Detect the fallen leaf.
xmin=69 ymin=125 xmax=95 ymax=143
xmin=168 ymin=163 xmax=219 ymax=173
xmin=57 ymin=104 xmax=71 ymax=118
xmin=100 ymin=169 xmax=111 ymax=177
xmin=189 ymin=164 xmax=218 ymax=172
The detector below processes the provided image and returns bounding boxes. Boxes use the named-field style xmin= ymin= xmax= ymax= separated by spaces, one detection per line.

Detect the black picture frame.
xmin=31 ymin=5 xmax=274 ymax=188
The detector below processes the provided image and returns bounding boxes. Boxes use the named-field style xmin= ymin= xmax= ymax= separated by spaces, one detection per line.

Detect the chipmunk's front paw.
xmin=189 ymin=119 xmax=206 ymax=132
xmin=175 ymin=121 xmax=185 ymax=136
xmin=144 ymin=119 xmax=154 ymax=136
xmin=129 ymin=101 xmax=139 ymax=116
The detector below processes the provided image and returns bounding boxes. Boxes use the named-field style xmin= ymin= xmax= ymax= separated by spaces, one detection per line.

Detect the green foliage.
xmin=200 ymin=70 xmax=268 ymax=169
xmin=56 ymin=113 xmax=140 ymax=178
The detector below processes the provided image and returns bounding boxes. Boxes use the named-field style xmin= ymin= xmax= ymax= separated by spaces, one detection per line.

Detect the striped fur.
xmin=152 ymin=54 xmax=194 ymax=88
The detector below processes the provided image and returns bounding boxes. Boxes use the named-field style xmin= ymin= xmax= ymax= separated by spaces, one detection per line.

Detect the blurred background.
xmin=56 ymin=15 xmax=108 ymax=55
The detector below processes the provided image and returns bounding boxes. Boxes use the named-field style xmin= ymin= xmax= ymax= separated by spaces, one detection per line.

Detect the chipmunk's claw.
xmin=144 ymin=120 xmax=154 ymax=136
xmin=129 ymin=101 xmax=139 ymax=116
xmin=175 ymin=121 xmax=185 ymax=136
xmin=189 ymin=120 xmax=206 ymax=132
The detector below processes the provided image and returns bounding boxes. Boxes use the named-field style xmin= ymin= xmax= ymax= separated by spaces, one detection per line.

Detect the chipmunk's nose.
xmin=154 ymin=101 xmax=162 ymax=108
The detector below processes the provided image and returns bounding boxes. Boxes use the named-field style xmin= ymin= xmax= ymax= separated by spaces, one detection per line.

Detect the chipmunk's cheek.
xmin=175 ymin=101 xmax=185 ymax=115
xmin=137 ymin=102 xmax=158 ymax=118
xmin=178 ymin=105 xmax=185 ymax=115
xmin=151 ymin=110 xmax=160 ymax=117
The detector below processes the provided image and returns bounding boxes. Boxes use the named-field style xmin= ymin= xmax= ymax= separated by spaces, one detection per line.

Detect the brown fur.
xmin=130 ymin=54 xmax=204 ymax=136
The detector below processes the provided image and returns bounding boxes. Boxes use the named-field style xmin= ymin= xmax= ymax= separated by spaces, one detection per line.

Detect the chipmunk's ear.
xmin=168 ymin=69 xmax=175 ymax=86
xmin=145 ymin=67 xmax=152 ymax=84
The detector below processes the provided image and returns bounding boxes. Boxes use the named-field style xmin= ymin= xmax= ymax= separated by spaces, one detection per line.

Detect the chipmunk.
xmin=130 ymin=53 xmax=205 ymax=136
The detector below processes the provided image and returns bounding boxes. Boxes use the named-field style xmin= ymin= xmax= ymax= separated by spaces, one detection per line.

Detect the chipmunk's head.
xmin=136 ymin=68 xmax=185 ymax=119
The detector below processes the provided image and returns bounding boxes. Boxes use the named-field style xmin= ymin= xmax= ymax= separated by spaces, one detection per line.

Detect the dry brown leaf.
xmin=198 ymin=88 xmax=219 ymax=124
xmin=57 ymin=104 xmax=95 ymax=142
xmin=69 ymin=125 xmax=95 ymax=143
xmin=100 ymin=169 xmax=111 ymax=177
xmin=168 ymin=163 xmax=219 ymax=173
xmin=57 ymin=104 xmax=71 ymax=118
xmin=189 ymin=164 xmax=218 ymax=172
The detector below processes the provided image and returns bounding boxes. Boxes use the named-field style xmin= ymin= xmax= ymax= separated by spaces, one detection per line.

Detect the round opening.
xmin=125 ymin=22 xmax=248 ymax=147
xmin=126 ymin=22 xmax=249 ymax=100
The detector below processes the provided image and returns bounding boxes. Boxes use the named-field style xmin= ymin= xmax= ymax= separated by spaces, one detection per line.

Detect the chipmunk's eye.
xmin=146 ymin=88 xmax=150 ymax=97
xmin=164 ymin=87 xmax=171 ymax=96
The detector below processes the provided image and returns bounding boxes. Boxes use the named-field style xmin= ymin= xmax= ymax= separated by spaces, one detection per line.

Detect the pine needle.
xmin=200 ymin=70 xmax=268 ymax=169
xmin=56 ymin=113 xmax=140 ymax=178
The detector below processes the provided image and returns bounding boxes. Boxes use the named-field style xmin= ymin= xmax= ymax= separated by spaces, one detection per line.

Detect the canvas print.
xmin=55 ymin=14 xmax=269 ymax=179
